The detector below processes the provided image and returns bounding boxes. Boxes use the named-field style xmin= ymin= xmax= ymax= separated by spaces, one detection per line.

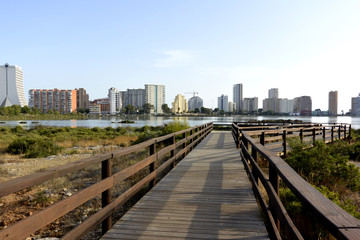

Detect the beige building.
xmin=329 ymin=91 xmax=338 ymax=116
xmin=76 ymin=88 xmax=89 ymax=110
xmin=172 ymin=94 xmax=188 ymax=114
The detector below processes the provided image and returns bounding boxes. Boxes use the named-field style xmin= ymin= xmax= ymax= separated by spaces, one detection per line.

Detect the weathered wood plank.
xmin=101 ymin=132 xmax=269 ymax=240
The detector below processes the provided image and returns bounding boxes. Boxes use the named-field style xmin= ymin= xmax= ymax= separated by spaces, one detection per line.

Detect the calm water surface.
xmin=1 ymin=116 xmax=360 ymax=129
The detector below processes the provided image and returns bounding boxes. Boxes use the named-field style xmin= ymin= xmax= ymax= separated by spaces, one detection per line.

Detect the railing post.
xmin=260 ymin=132 xmax=265 ymax=146
xmin=251 ymin=145 xmax=258 ymax=184
xmin=312 ymin=128 xmax=316 ymax=143
xmin=349 ymin=124 xmax=352 ymax=139
xmin=269 ymin=163 xmax=280 ymax=230
xmin=338 ymin=126 xmax=341 ymax=140
xmin=182 ymin=132 xmax=187 ymax=158
xmin=300 ymin=129 xmax=303 ymax=142
xmin=190 ymin=129 xmax=193 ymax=151
xmin=149 ymin=141 xmax=156 ymax=188
xmin=322 ymin=127 xmax=326 ymax=142
xmin=331 ymin=126 xmax=334 ymax=142
xmin=283 ymin=130 xmax=287 ymax=158
xmin=171 ymin=135 xmax=175 ymax=168
xmin=101 ymin=155 xmax=112 ymax=234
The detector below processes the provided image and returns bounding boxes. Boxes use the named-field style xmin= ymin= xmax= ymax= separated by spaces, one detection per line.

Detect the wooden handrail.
xmin=0 ymin=122 xmax=213 ymax=240
xmin=232 ymin=123 xmax=360 ymax=239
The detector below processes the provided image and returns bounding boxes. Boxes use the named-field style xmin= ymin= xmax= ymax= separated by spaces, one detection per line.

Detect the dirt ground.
xmin=0 ymin=145 xmax=124 ymax=239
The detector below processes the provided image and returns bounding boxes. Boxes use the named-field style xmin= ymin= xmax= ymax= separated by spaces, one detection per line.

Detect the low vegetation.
xmin=0 ymin=121 xmax=192 ymax=239
xmin=0 ymin=122 xmax=191 ymax=158
xmin=280 ymin=129 xmax=360 ymax=239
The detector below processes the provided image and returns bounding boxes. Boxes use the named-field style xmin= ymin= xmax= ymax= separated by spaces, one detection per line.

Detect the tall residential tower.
xmin=329 ymin=91 xmax=338 ymax=116
xmin=0 ymin=63 xmax=27 ymax=107
xmin=233 ymin=84 xmax=243 ymax=113
xmin=145 ymin=84 xmax=165 ymax=114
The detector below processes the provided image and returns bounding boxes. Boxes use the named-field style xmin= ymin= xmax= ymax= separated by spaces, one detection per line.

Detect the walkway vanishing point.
xmin=101 ymin=131 xmax=269 ymax=240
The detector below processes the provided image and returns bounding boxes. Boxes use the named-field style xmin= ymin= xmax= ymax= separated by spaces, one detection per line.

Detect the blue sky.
xmin=1 ymin=0 xmax=360 ymax=112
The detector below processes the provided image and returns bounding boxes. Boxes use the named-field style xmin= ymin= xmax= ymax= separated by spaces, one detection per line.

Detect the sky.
xmin=1 ymin=0 xmax=360 ymax=112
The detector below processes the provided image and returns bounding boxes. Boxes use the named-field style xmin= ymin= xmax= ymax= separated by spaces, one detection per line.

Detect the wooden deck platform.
xmin=101 ymin=131 xmax=269 ymax=240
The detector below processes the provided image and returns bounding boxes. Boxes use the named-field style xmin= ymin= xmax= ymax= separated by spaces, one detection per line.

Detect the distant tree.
xmin=31 ymin=107 xmax=40 ymax=115
xmin=219 ymin=110 xmax=225 ymax=115
xmin=47 ymin=109 xmax=54 ymax=114
xmin=143 ymin=103 xmax=154 ymax=114
xmin=125 ymin=105 xmax=135 ymax=114
xmin=194 ymin=108 xmax=200 ymax=113
xmin=200 ymin=107 xmax=212 ymax=115
xmin=213 ymin=108 xmax=219 ymax=113
xmin=161 ymin=104 xmax=171 ymax=114
xmin=21 ymin=105 xmax=32 ymax=114
xmin=0 ymin=107 xmax=8 ymax=116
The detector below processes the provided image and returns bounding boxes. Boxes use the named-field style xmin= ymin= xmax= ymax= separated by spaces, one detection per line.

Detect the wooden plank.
xmin=101 ymin=132 xmax=269 ymax=240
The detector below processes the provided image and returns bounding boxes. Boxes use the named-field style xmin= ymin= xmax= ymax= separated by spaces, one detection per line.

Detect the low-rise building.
xmin=92 ymin=98 xmax=110 ymax=115
xmin=89 ymin=102 xmax=101 ymax=115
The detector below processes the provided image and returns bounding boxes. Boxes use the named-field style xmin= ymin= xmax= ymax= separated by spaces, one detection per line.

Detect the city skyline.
xmin=1 ymin=1 xmax=360 ymax=111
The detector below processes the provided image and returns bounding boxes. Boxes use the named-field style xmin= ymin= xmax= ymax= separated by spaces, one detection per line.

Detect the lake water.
xmin=1 ymin=116 xmax=360 ymax=129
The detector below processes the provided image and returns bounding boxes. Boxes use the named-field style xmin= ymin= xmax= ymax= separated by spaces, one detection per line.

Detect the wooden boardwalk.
xmin=101 ymin=131 xmax=269 ymax=240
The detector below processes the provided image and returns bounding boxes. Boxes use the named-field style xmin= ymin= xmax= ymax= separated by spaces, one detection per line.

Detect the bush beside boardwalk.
xmin=279 ymin=129 xmax=360 ymax=239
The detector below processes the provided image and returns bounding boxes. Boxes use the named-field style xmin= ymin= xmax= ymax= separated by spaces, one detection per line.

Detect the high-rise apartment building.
xmin=188 ymin=96 xmax=203 ymax=111
xmin=243 ymin=97 xmax=258 ymax=113
xmin=108 ymin=87 xmax=121 ymax=114
xmin=76 ymin=88 xmax=89 ymax=110
xmin=218 ymin=94 xmax=228 ymax=112
xmin=228 ymin=101 xmax=235 ymax=113
xmin=233 ymin=84 xmax=243 ymax=112
xmin=279 ymin=99 xmax=293 ymax=114
xmin=127 ymin=88 xmax=145 ymax=109
xmin=172 ymin=94 xmax=188 ymax=114
xmin=263 ymin=88 xmax=279 ymax=113
xmin=28 ymin=89 xmax=77 ymax=113
xmin=329 ymin=91 xmax=338 ymax=116
xmin=351 ymin=94 xmax=360 ymax=116
xmin=293 ymin=96 xmax=312 ymax=116
xmin=0 ymin=63 xmax=27 ymax=107
xmin=268 ymin=88 xmax=279 ymax=99
xmin=145 ymin=84 xmax=165 ymax=114
xmin=263 ymin=98 xmax=279 ymax=113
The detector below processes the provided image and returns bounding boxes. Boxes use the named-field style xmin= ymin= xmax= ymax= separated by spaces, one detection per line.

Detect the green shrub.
xmin=163 ymin=121 xmax=190 ymax=135
xmin=286 ymin=139 xmax=360 ymax=192
xmin=316 ymin=185 xmax=360 ymax=219
xmin=6 ymin=137 xmax=63 ymax=158
xmin=11 ymin=125 xmax=24 ymax=133
xmin=279 ymin=187 xmax=302 ymax=215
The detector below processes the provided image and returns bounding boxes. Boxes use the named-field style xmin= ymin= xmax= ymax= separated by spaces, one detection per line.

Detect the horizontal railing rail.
xmin=233 ymin=123 xmax=351 ymax=157
xmin=232 ymin=123 xmax=360 ymax=240
xmin=0 ymin=122 xmax=213 ymax=240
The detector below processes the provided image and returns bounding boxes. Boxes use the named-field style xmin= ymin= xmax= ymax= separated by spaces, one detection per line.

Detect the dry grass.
xmin=57 ymin=135 xmax=137 ymax=149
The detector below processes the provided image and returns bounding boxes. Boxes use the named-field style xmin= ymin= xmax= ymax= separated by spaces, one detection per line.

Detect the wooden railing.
xmin=0 ymin=122 xmax=213 ymax=240
xmin=232 ymin=123 xmax=360 ymax=240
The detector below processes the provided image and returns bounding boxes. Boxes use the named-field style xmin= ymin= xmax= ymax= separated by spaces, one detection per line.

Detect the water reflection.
xmin=1 ymin=116 xmax=359 ymax=129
